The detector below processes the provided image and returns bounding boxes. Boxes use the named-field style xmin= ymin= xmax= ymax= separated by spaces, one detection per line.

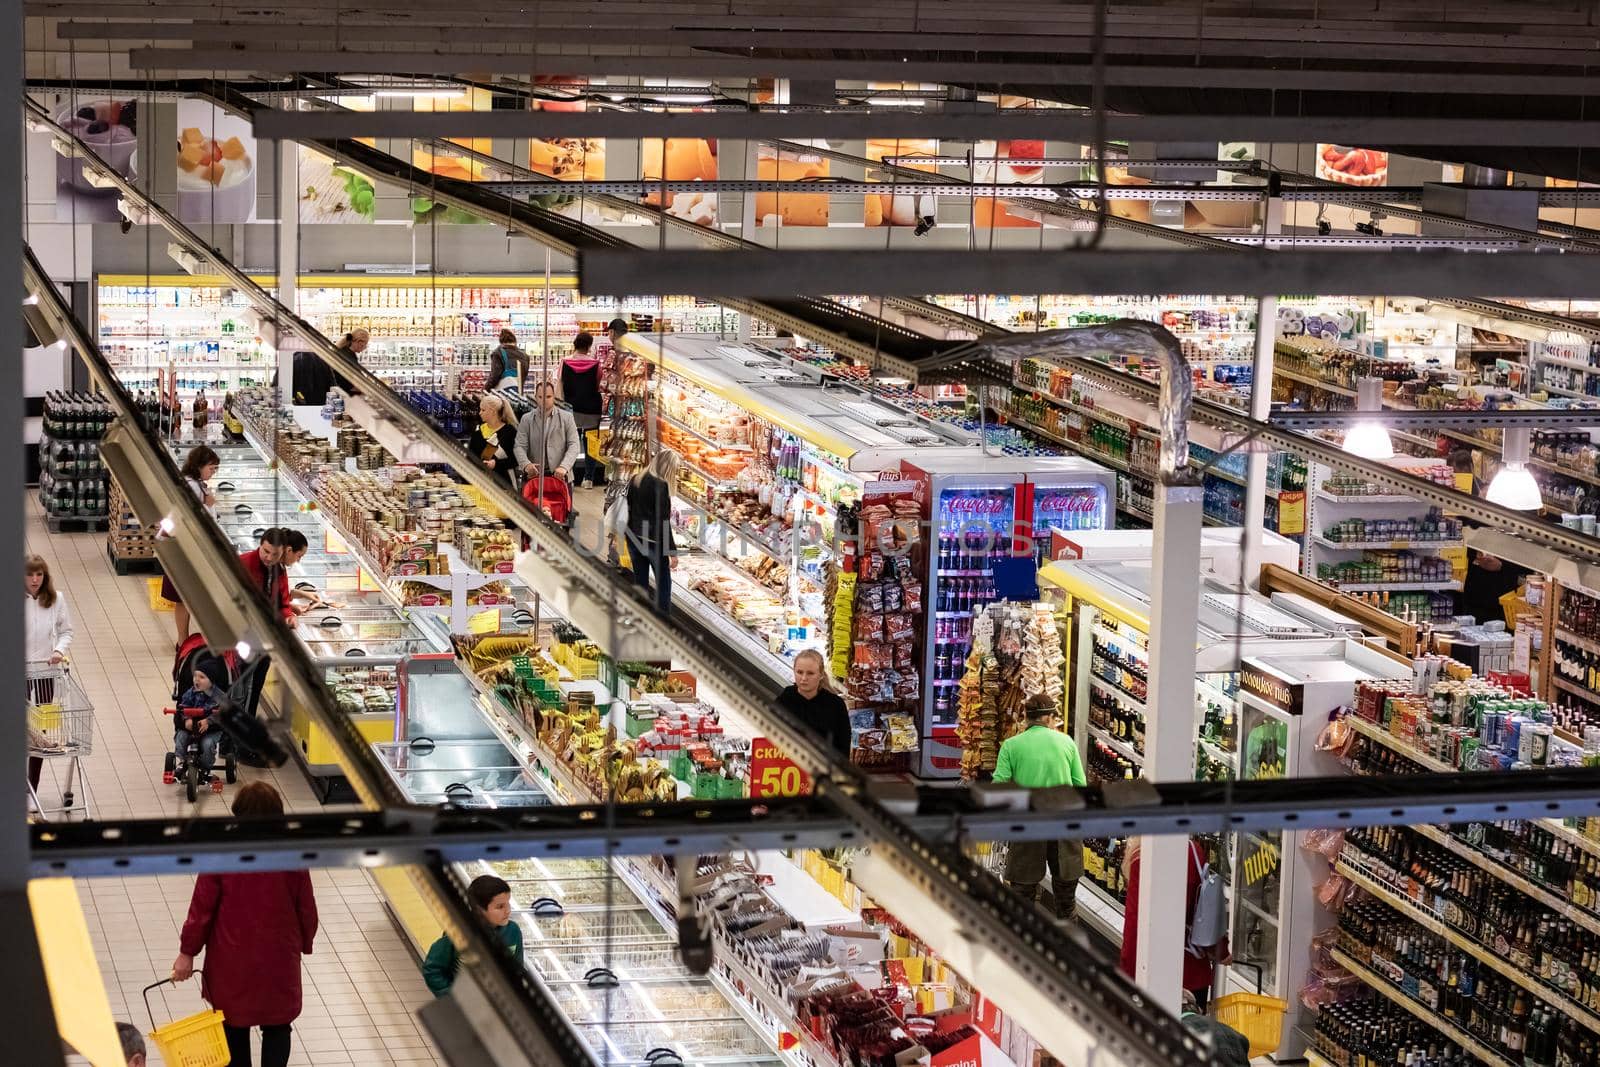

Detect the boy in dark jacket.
xmin=175 ymin=657 xmax=225 ymax=777
xmin=423 ymin=875 xmax=523 ymax=995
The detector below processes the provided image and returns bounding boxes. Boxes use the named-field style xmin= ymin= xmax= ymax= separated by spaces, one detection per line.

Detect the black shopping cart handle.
xmin=143 ymin=968 xmax=206 ymax=1032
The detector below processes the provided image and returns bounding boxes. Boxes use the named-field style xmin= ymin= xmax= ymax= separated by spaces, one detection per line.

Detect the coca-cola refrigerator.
xmin=904 ymin=454 xmax=1114 ymax=776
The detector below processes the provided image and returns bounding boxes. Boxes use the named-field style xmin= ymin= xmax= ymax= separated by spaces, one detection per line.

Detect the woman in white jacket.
xmin=25 ymin=554 xmax=74 ymax=795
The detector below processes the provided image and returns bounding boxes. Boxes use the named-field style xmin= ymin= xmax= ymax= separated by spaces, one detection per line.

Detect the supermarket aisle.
xmin=27 ymin=494 xmax=447 ymax=1066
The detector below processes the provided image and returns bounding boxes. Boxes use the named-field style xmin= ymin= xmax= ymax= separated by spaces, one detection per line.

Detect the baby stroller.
xmin=162 ymin=635 xmax=238 ymax=801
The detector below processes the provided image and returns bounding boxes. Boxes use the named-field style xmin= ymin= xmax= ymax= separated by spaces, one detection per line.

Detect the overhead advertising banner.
xmin=864 ymin=138 xmax=938 ymax=227
xmin=641 ymin=136 xmax=717 ymax=225
xmin=175 ymin=99 xmax=259 ymax=225
xmin=974 ymin=139 xmax=1043 ymax=228
xmin=52 ymin=97 xmax=138 ymax=223
xmin=1317 ymin=144 xmax=1389 ymax=186
xmin=756 ymin=143 xmax=830 ymax=226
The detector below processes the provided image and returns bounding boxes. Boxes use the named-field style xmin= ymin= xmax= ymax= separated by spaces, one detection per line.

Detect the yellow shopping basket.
xmin=1212 ymin=990 xmax=1287 ymax=1059
xmin=144 ymin=973 xmax=230 ymax=1067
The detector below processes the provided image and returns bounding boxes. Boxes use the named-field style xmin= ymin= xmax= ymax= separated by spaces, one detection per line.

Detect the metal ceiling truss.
xmin=245 ymin=106 xmax=1600 ymax=149
xmin=27 ymin=100 xmax=1211 ymax=1067
xmin=576 ymin=249 xmax=1600 ymax=300
xmin=1272 ymin=410 xmax=1600 ymax=432
xmin=114 ymin=44 xmax=1600 ymax=100
xmin=34 ymin=764 xmax=1600 ymax=878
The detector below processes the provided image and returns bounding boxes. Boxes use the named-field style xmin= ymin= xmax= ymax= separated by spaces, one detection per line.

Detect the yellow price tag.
xmin=325 ymin=529 xmax=349 ymax=554
xmin=358 ymin=568 xmax=383 ymax=593
xmin=467 ymin=608 xmax=502 ymax=635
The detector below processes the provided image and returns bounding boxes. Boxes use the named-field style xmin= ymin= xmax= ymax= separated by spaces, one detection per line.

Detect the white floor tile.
xmin=30 ymin=493 xmax=443 ymax=1067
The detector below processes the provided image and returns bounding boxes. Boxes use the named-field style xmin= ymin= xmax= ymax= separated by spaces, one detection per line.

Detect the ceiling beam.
xmin=250 ymin=105 xmax=1600 ymax=148
xmin=577 ymin=248 xmax=1600 ymax=300
xmin=40 ymin=33 xmax=1592 ymax=94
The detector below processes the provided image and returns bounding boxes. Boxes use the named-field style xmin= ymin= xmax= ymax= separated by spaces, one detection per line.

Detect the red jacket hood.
xmin=563 ymin=358 xmax=600 ymax=373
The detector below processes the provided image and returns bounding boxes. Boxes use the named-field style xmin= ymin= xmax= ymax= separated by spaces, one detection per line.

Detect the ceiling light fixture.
xmin=1485 ymin=426 xmax=1543 ymax=511
xmin=1342 ymin=377 xmax=1394 ymax=460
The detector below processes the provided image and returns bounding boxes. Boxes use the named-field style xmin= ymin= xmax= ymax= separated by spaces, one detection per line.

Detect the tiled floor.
xmin=29 ymin=493 xmax=446 ymax=1066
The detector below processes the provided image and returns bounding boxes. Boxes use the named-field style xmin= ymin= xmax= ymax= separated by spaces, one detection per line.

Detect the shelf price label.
xmin=1277 ymin=490 xmax=1306 ymax=536
xmin=750 ymin=737 xmax=812 ymax=799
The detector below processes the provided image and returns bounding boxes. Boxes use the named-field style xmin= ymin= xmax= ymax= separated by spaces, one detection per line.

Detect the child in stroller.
xmin=163 ymin=638 xmax=237 ymax=800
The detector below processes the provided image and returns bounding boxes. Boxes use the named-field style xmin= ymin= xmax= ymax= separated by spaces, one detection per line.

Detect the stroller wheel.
xmin=224 ymin=761 xmax=237 ymax=784
xmin=164 ymin=752 xmax=176 ymax=774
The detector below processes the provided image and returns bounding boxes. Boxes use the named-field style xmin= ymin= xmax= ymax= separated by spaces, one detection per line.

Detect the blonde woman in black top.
xmin=468 ymin=394 xmax=519 ymax=484
xmin=625 ymin=448 xmax=679 ymax=612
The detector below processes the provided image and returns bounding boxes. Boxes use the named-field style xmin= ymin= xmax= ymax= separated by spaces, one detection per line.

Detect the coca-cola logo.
xmin=943 ymin=496 xmax=1007 ymax=514
xmin=1036 ymin=495 xmax=1100 ymax=512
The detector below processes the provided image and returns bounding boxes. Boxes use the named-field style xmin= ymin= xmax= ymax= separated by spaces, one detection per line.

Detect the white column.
xmin=1240 ymin=195 xmax=1283 ymax=590
xmin=275 ymin=140 xmax=300 ymax=403
xmin=737 ymin=139 xmax=760 ymax=342
xmin=1135 ymin=478 xmax=1206 ymax=1012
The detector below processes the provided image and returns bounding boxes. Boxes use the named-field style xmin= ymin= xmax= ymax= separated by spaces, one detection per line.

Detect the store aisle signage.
xmin=1240 ymin=664 xmax=1303 ymax=715
xmin=750 ymin=737 xmax=812 ymax=798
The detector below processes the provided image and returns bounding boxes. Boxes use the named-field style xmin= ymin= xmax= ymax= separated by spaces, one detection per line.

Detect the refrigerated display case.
xmin=1223 ymin=643 xmax=1411 ymax=1060
xmin=1036 ymin=549 xmax=1334 ymax=946
xmin=621 ymin=332 xmax=976 ymax=689
xmin=906 ymin=453 xmax=1116 ymax=775
xmin=373 ymin=738 xmax=546 ymax=807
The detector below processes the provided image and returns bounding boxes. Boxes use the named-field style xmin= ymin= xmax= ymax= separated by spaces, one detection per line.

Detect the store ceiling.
xmin=28 ymin=0 xmax=1600 ymax=180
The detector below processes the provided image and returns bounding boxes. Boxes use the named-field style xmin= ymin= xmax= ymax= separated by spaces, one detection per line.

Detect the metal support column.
xmin=737 ymin=140 xmax=759 ymax=342
xmin=1241 ymin=195 xmax=1283 ymax=590
xmin=6 ymin=1 xmax=70 ymax=1058
xmin=1136 ymin=478 xmax=1207 ymax=1012
xmin=275 ymin=140 xmax=299 ymax=401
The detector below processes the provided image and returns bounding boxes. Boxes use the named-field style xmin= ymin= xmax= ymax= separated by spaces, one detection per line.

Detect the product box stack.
xmin=106 ymin=470 xmax=159 ymax=573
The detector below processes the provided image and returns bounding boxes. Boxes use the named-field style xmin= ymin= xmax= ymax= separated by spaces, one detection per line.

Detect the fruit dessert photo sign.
xmin=1316 ymin=144 xmax=1389 ymax=186
xmin=175 ymin=100 xmax=259 ymax=224
xmin=53 ymin=98 xmax=139 ymax=222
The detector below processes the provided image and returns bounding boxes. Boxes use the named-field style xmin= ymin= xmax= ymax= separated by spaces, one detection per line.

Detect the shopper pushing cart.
xmin=24 ymin=554 xmax=86 ymax=817
xmin=26 ymin=659 xmax=94 ymax=819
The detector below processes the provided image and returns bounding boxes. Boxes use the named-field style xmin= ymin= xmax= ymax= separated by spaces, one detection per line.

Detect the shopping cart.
xmin=26 ymin=659 xmax=93 ymax=819
xmin=142 ymin=972 xmax=229 ymax=1067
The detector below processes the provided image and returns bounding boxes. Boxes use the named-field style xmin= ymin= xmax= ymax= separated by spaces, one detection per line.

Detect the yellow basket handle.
xmin=142 ymin=969 xmax=205 ymax=1032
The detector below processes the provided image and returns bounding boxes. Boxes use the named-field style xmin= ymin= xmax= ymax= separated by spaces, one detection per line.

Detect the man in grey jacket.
xmin=514 ymin=381 xmax=581 ymax=481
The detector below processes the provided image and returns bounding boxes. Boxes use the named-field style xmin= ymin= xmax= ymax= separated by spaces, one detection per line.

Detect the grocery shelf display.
xmin=96 ymin=274 xmax=737 ymax=398
xmin=138 ymin=348 xmax=1067 ymax=1065
xmin=619 ymin=332 xmax=1108 ymax=775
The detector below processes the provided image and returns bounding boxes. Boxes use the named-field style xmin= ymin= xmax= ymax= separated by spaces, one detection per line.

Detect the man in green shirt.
xmin=993 ymin=695 xmax=1087 ymax=922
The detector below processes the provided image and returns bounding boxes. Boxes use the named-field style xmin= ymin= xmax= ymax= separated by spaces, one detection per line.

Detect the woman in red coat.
xmin=1119 ymin=837 xmax=1219 ymax=1008
xmin=172 ymin=783 xmax=318 ymax=1067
